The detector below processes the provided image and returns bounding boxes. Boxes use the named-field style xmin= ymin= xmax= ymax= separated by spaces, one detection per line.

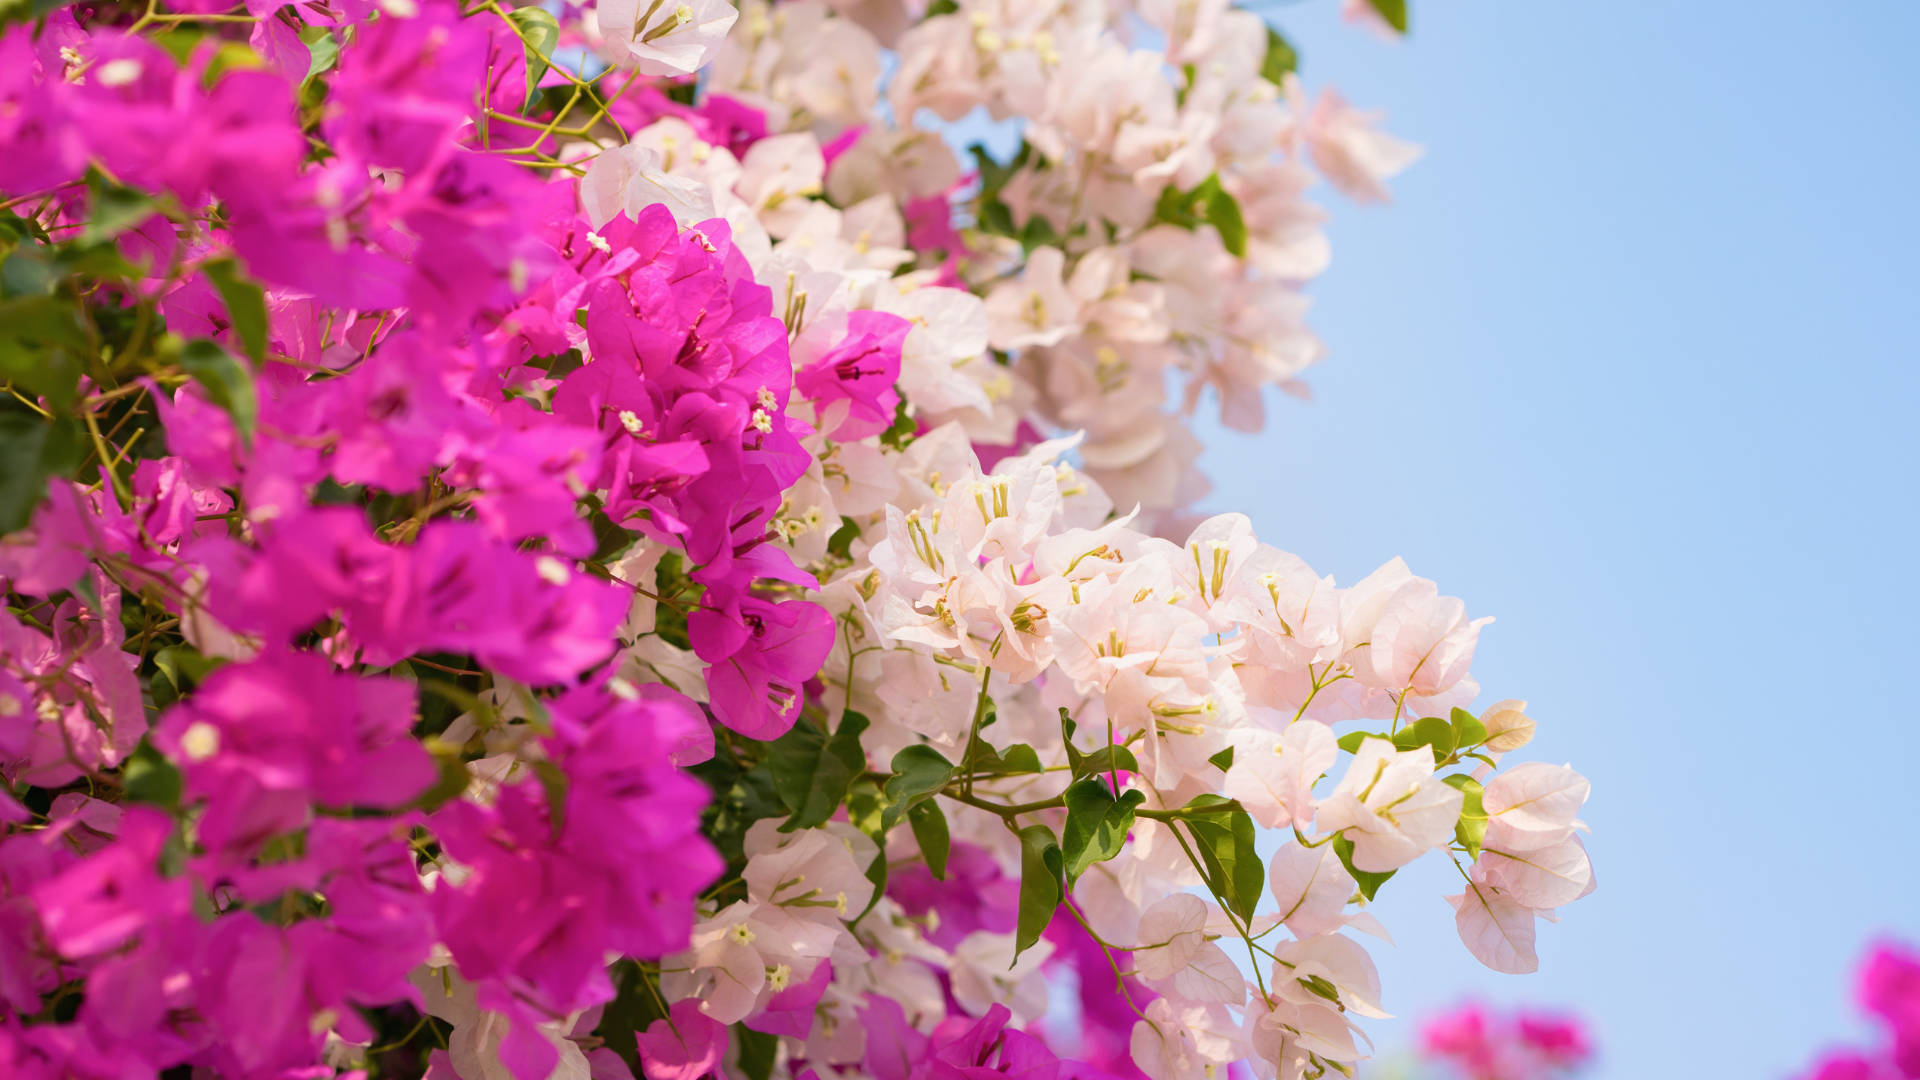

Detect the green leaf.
xmin=847 ymin=775 xmax=885 ymax=837
xmin=844 ymin=774 xmax=890 ymax=920
xmin=530 ymin=758 xmax=569 ymax=841
xmin=0 ymin=247 xmax=56 ymax=298
xmin=1331 ymin=834 xmax=1397 ymax=902
xmin=150 ymin=26 xmax=205 ymax=65
xmin=879 ymin=395 xmax=916 ymax=450
xmin=925 ymin=0 xmax=959 ymax=14
xmin=1014 ymin=824 xmax=1063 ymax=962
xmin=734 ymin=1023 xmax=777 ymax=1080
xmin=1261 ymin=25 xmax=1299 ymax=84
xmin=202 ymin=259 xmax=269 ymax=368
xmin=594 ymin=960 xmax=664 ymax=1075
xmin=417 ymin=737 xmax=474 ymax=811
xmin=583 ymin=496 xmax=636 ymax=564
xmin=0 ymin=0 xmax=78 ymax=39
xmin=122 ymin=740 xmax=183 ymax=808
xmin=1208 ymin=746 xmax=1234 ymax=772
xmin=1183 ymin=795 xmax=1264 ymax=921
xmin=1073 ymin=742 xmax=1141 ymax=780
xmin=0 ymin=295 xmax=88 ymax=409
xmin=152 ymin=645 xmax=223 ymax=691
xmin=1444 ymin=773 xmax=1487 ymax=859
xmin=1391 ymin=716 xmax=1456 ymax=764
xmin=1336 ymin=730 xmax=1384 ymax=755
xmin=1062 ymin=777 xmax=1144 ymax=882
xmin=907 ymin=799 xmax=951 ymax=880
xmin=882 ymin=744 xmax=953 ymax=828
xmin=768 ymin=711 xmax=871 ymax=831
xmin=298 ymin=24 xmax=340 ymax=82
xmin=826 ymin=516 xmax=860 ymax=560
xmin=1367 ymin=0 xmax=1409 ymax=34
xmin=970 ymin=742 xmax=1043 ymax=777
xmin=1202 ymin=179 xmax=1247 ymax=258
xmin=507 ymin=6 xmax=561 ymax=112
xmin=1153 ymin=174 xmax=1248 ymax=257
xmin=177 ymin=338 xmax=258 ymax=446
xmin=0 ymin=412 xmax=83 ymax=533
xmin=82 ymin=169 xmax=156 ymax=244
xmin=690 ymin=755 xmax=785 ymax=875
xmin=1450 ymin=706 xmax=1488 ymax=749
xmin=202 ymin=41 xmax=267 ymax=86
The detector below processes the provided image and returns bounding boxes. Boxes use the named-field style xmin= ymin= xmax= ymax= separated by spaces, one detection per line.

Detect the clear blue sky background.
xmin=1194 ymin=3 xmax=1920 ymax=1077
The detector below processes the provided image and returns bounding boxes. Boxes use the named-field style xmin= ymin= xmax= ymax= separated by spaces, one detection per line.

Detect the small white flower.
xmin=94 ymin=59 xmax=144 ymax=87
xmin=181 ymin=722 xmax=222 ymax=762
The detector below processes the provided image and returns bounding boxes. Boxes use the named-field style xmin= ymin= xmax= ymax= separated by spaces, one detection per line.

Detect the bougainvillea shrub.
xmin=0 ymin=0 xmax=1595 ymax=1076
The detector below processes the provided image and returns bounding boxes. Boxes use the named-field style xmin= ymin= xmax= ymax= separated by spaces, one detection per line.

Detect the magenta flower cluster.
xmin=1417 ymin=1002 xmax=1593 ymax=1080
xmin=0 ymin=3 xmax=867 ymax=1075
xmin=1800 ymin=941 xmax=1920 ymax=1080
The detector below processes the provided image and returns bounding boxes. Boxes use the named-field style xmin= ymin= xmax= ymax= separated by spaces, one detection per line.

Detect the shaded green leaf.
xmin=848 ymin=776 xmax=891 ymax=915
xmin=594 ymin=960 xmax=665 ymax=1075
xmin=1183 ymin=795 xmax=1265 ymax=921
xmin=530 ymin=758 xmax=569 ymax=841
xmin=689 ymin=754 xmax=785 ymax=874
xmin=734 ymin=1023 xmax=777 ymax=1080
xmin=970 ymin=742 xmax=1042 ymax=777
xmin=1014 ymin=823 xmax=1063 ymax=962
xmin=82 ymin=169 xmax=156 ymax=244
xmin=882 ymin=744 xmax=953 ymax=828
xmin=152 ymin=645 xmax=223 ymax=691
xmin=417 ymin=737 xmax=474 ymax=812
xmin=1208 ymin=746 xmax=1234 ymax=772
xmin=0 ymin=412 xmax=83 ymax=533
xmin=177 ymin=338 xmax=258 ymax=445
xmin=203 ymin=258 xmax=269 ymax=367
xmin=768 ymin=711 xmax=871 ymax=831
xmin=879 ymin=395 xmax=916 ymax=450
xmin=1332 ymin=834 xmax=1397 ymax=901
xmin=583 ymin=496 xmax=636 ymax=564
xmin=907 ymin=798 xmax=951 ymax=880
xmin=122 ymin=740 xmax=183 ymax=808
xmin=1062 ymin=777 xmax=1144 ymax=882
xmin=0 ymin=0 xmax=78 ymax=33
xmin=826 ymin=516 xmax=860 ymax=560
xmin=0 ymin=295 xmax=89 ymax=408
xmin=1074 ymin=742 xmax=1141 ymax=780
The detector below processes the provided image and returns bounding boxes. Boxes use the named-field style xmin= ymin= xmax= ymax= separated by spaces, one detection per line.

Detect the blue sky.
xmin=1195 ymin=2 xmax=1920 ymax=1076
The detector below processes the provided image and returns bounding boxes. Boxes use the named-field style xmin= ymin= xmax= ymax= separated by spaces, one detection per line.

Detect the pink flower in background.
xmin=1420 ymin=1002 xmax=1594 ymax=1080
xmin=1801 ymin=939 xmax=1920 ymax=1080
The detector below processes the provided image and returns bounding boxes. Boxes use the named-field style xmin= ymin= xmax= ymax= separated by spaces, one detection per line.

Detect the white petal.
xmin=1446 ymin=886 xmax=1538 ymax=974
xmin=1475 ymin=835 xmax=1593 ymax=909
xmin=1268 ymin=842 xmax=1354 ymax=938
